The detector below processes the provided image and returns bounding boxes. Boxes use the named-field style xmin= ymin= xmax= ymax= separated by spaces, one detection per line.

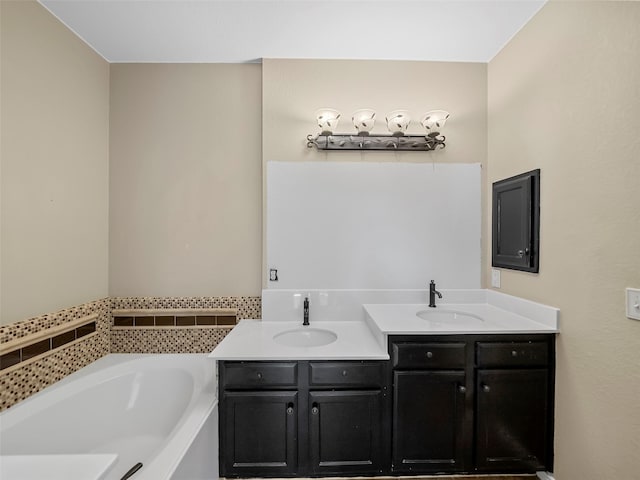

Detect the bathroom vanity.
xmin=389 ymin=333 xmax=553 ymax=475
xmin=211 ymin=290 xmax=559 ymax=478
xmin=219 ymin=359 xmax=389 ymax=477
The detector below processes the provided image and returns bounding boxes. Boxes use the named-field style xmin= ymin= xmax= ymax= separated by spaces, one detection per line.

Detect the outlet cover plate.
xmin=626 ymin=288 xmax=640 ymax=320
xmin=491 ymin=269 xmax=501 ymax=288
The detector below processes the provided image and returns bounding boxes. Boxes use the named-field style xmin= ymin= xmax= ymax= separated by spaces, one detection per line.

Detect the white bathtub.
xmin=0 ymin=354 xmax=218 ymax=480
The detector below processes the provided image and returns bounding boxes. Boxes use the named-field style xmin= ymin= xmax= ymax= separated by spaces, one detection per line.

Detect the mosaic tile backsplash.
xmin=111 ymin=326 xmax=234 ymax=354
xmin=110 ymin=296 xmax=261 ymax=317
xmin=0 ymin=295 xmax=261 ymax=411
xmin=0 ymin=299 xmax=111 ymax=411
xmin=0 ymin=299 xmax=109 ymax=344
xmin=110 ymin=296 xmax=261 ymax=354
xmin=1 ymin=318 xmax=97 ymax=370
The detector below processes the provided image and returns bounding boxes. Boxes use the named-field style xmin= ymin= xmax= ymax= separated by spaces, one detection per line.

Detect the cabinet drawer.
xmin=392 ymin=342 xmax=466 ymax=369
xmin=309 ymin=362 xmax=384 ymax=388
xmin=222 ymin=362 xmax=298 ymax=389
xmin=476 ymin=341 xmax=549 ymax=367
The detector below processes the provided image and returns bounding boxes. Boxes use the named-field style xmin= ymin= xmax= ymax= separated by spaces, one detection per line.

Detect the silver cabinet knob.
xmin=256 ymin=372 xmax=263 ymax=379
xmin=511 ymin=350 xmax=518 ymax=357
xmin=426 ymin=351 xmax=433 ymax=359
xmin=458 ymin=385 xmax=466 ymax=394
xmin=312 ymin=406 xmax=319 ymax=415
xmin=342 ymin=370 xmax=348 ymax=377
xmin=482 ymin=384 xmax=491 ymax=393
xmin=286 ymin=406 xmax=294 ymax=414
xmin=518 ymin=248 xmax=530 ymax=258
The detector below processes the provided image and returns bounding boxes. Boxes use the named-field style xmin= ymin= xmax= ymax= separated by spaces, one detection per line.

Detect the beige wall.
xmin=0 ymin=1 xmax=109 ymax=325
xmin=262 ymin=59 xmax=488 ymax=285
xmin=487 ymin=2 xmax=640 ymax=478
xmin=109 ymin=64 xmax=262 ymax=297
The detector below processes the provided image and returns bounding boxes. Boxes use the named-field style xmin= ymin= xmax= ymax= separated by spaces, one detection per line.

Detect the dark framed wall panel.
xmin=492 ymin=169 xmax=540 ymax=273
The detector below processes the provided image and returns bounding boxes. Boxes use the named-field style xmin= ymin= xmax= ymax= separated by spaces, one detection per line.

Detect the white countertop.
xmin=0 ymin=454 xmax=118 ymax=480
xmin=210 ymin=319 xmax=388 ymax=360
xmin=364 ymin=303 xmax=558 ymax=335
xmin=209 ymin=290 xmax=559 ymax=360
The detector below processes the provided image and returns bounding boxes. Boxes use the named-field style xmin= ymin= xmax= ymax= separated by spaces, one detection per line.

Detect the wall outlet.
xmin=491 ymin=269 xmax=501 ymax=288
xmin=269 ymin=268 xmax=278 ymax=282
xmin=626 ymin=288 xmax=640 ymax=320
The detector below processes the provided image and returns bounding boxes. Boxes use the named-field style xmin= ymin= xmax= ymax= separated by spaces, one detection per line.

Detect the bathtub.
xmin=0 ymin=354 xmax=218 ymax=480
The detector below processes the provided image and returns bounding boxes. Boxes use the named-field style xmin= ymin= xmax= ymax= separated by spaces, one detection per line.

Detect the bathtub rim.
xmin=0 ymin=354 xmax=214 ymax=426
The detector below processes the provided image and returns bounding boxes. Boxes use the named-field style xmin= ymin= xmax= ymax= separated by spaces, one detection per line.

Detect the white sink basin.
xmin=273 ymin=327 xmax=338 ymax=347
xmin=416 ymin=309 xmax=484 ymax=323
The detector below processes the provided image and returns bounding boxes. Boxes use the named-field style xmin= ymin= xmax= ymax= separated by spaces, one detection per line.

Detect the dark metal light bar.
xmin=306 ymin=133 xmax=446 ymax=151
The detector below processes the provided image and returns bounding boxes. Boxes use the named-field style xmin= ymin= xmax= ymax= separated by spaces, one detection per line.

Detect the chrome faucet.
xmin=303 ymin=297 xmax=310 ymax=326
xmin=429 ymin=280 xmax=442 ymax=308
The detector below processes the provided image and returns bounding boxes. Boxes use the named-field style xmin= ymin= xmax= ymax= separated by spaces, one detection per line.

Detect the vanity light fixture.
xmin=307 ymin=109 xmax=449 ymax=151
xmin=316 ymin=108 xmax=341 ymax=135
xmin=386 ymin=110 xmax=411 ymax=136
xmin=352 ymin=109 xmax=376 ymax=135
xmin=420 ymin=110 xmax=449 ymax=133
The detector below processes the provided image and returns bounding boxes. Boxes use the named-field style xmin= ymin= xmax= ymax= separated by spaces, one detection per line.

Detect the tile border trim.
xmin=1 ymin=313 xmax=99 ymax=354
xmin=112 ymin=325 xmax=234 ymax=331
xmin=0 ymin=330 xmax=99 ymax=375
xmin=111 ymin=308 xmax=237 ymax=317
xmin=112 ymin=308 xmax=238 ymax=327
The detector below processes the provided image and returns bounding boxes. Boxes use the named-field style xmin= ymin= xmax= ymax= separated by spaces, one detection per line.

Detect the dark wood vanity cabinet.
xmin=219 ymin=334 xmax=554 ymax=478
xmin=389 ymin=334 xmax=555 ymax=475
xmin=393 ymin=370 xmax=468 ymax=473
xmin=219 ymin=360 xmax=389 ymax=478
xmin=221 ymin=390 xmax=298 ymax=476
xmin=220 ymin=361 xmax=299 ymax=477
xmin=475 ymin=340 xmax=552 ymax=472
xmin=307 ymin=361 xmax=387 ymax=476
xmin=391 ymin=341 xmax=470 ymax=474
xmin=308 ymin=389 xmax=384 ymax=475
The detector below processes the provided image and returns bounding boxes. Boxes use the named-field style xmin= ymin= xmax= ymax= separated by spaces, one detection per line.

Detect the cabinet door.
xmin=491 ymin=169 xmax=540 ymax=272
xmin=220 ymin=391 xmax=297 ymax=477
xmin=476 ymin=369 xmax=549 ymax=472
xmin=392 ymin=370 xmax=467 ymax=473
xmin=308 ymin=390 xmax=383 ymax=476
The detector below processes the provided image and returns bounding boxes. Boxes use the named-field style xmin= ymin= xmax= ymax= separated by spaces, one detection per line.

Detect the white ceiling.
xmin=39 ymin=0 xmax=546 ymax=64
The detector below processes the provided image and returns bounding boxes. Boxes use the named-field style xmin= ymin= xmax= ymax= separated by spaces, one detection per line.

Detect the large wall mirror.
xmin=267 ymin=161 xmax=482 ymax=289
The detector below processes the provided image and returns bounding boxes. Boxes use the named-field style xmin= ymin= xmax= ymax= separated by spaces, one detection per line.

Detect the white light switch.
xmin=491 ymin=269 xmax=501 ymax=288
xmin=626 ymin=288 xmax=640 ymax=321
